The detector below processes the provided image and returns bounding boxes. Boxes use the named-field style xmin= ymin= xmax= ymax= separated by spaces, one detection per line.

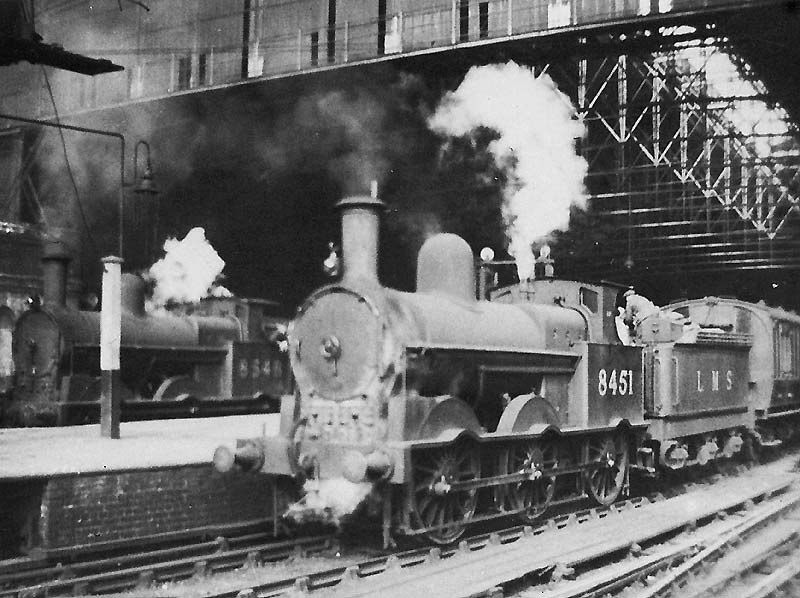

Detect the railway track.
xmin=0 ymin=533 xmax=336 ymax=598
xmin=3 ymin=459 xmax=794 ymax=598
xmin=597 ymin=484 xmax=800 ymax=598
xmin=0 ymin=493 xmax=665 ymax=598
xmin=149 ymin=495 xmax=665 ymax=598
xmin=529 ymin=481 xmax=800 ymax=598
xmin=186 ymin=459 xmax=798 ymax=598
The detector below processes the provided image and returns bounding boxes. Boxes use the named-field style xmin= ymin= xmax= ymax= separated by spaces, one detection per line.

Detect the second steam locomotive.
xmin=216 ymin=194 xmax=800 ymax=547
xmin=6 ymin=242 xmax=291 ymax=427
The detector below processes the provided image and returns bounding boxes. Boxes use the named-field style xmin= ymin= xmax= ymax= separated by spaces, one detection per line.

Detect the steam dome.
xmin=416 ymin=233 xmax=475 ymax=301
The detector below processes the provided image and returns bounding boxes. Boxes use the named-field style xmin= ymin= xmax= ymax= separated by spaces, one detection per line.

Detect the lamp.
xmin=127 ymin=140 xmax=160 ymax=268
xmin=477 ymin=247 xmax=495 ymax=300
xmin=133 ymin=140 xmax=159 ymax=196
xmin=624 ymin=255 xmax=634 ymax=270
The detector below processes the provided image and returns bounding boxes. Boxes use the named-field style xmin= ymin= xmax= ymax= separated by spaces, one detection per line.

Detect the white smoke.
xmin=285 ymin=478 xmax=373 ymax=526
xmin=145 ymin=227 xmax=232 ymax=309
xmin=428 ymin=61 xmax=588 ymax=281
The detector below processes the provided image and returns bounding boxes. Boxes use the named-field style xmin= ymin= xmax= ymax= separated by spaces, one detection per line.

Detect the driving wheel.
xmin=409 ymin=441 xmax=480 ymax=545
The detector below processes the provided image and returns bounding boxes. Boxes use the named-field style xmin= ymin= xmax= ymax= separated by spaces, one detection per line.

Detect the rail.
xmin=0 ymin=533 xmax=336 ymax=598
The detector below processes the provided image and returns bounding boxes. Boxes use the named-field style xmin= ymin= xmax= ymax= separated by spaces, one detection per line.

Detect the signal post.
xmin=100 ymin=256 xmax=123 ymax=438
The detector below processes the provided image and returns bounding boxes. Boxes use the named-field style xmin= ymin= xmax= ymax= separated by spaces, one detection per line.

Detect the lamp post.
xmin=131 ymin=140 xmax=160 ymax=268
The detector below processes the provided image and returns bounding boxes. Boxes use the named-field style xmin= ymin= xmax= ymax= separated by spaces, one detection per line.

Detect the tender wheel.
xmin=500 ymin=440 xmax=558 ymax=523
xmin=585 ymin=433 xmax=629 ymax=506
xmin=409 ymin=441 xmax=480 ymax=545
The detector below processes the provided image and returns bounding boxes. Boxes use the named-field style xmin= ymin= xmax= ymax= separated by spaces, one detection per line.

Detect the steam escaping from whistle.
xmin=145 ymin=227 xmax=232 ymax=310
xmin=285 ymin=479 xmax=373 ymax=527
xmin=428 ymin=61 xmax=588 ymax=281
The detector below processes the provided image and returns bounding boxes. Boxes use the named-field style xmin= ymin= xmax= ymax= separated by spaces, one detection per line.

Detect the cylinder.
xmin=41 ymin=240 xmax=71 ymax=308
xmin=336 ymin=195 xmax=384 ymax=282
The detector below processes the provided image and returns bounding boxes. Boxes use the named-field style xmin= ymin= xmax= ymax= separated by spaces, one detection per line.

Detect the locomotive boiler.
xmin=216 ymin=194 xmax=651 ymax=546
xmin=7 ymin=243 xmax=290 ymax=427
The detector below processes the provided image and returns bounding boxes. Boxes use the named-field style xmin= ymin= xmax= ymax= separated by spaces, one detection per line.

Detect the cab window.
xmin=580 ymin=287 xmax=598 ymax=313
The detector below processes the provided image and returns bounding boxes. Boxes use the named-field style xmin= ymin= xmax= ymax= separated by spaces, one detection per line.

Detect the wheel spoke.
xmin=434 ymin=502 xmax=445 ymax=529
xmin=424 ymin=506 xmax=436 ymax=528
xmin=415 ymin=464 xmax=439 ymax=476
xmin=417 ymin=494 xmax=433 ymax=516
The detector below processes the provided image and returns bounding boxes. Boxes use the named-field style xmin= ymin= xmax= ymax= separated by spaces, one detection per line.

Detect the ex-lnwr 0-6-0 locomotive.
xmin=215 ymin=193 xmax=799 ymax=547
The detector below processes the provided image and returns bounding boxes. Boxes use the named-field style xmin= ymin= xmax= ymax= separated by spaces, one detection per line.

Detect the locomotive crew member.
xmin=532 ymin=244 xmax=555 ymax=279
xmin=623 ymin=287 xmax=659 ymax=329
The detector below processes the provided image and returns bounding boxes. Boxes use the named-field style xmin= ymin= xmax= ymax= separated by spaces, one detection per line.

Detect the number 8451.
xmin=597 ymin=368 xmax=634 ymax=396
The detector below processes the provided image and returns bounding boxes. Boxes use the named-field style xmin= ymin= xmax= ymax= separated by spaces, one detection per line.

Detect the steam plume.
xmin=285 ymin=479 xmax=372 ymax=527
xmin=145 ymin=227 xmax=231 ymax=309
xmin=428 ymin=62 xmax=588 ymax=280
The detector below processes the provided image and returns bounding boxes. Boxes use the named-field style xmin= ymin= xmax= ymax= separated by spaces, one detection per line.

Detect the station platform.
xmin=0 ymin=414 xmax=280 ymax=480
xmin=0 ymin=415 xmax=288 ymax=559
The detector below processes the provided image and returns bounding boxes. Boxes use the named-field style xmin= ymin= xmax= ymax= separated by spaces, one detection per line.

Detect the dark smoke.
xmin=11 ymin=5 xmax=516 ymax=304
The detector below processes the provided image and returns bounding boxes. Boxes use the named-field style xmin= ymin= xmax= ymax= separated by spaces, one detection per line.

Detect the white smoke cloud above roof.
xmin=146 ymin=227 xmax=231 ymax=308
xmin=428 ymin=61 xmax=588 ymax=280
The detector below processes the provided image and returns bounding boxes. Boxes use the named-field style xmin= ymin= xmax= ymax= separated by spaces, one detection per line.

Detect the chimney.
xmin=41 ymin=239 xmax=70 ymax=308
xmin=335 ymin=184 xmax=384 ymax=283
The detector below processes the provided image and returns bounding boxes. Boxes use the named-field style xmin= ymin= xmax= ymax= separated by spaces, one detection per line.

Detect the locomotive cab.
xmin=489 ymin=277 xmax=624 ymax=345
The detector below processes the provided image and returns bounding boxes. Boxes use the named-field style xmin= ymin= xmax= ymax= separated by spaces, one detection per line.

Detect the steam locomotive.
xmin=5 ymin=243 xmax=291 ymax=427
xmin=215 ymin=194 xmax=800 ymax=547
